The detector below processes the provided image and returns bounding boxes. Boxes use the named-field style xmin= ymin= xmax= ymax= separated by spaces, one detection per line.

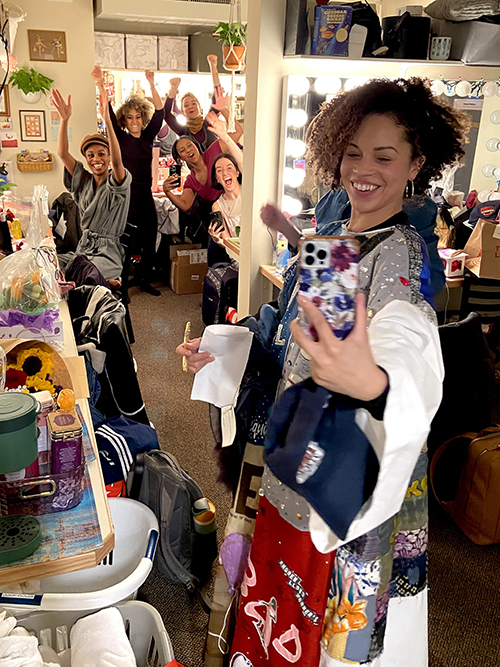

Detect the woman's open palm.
xmin=50 ymin=89 xmax=72 ymax=121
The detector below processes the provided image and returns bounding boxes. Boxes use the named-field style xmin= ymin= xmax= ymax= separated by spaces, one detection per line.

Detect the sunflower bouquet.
xmin=3 ymin=341 xmax=72 ymax=396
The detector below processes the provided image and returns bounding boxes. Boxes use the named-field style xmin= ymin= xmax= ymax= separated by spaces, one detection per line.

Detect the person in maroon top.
xmin=164 ymin=54 xmax=243 ymax=152
xmin=92 ymin=66 xmax=164 ymax=296
xmin=162 ymin=113 xmax=242 ymax=212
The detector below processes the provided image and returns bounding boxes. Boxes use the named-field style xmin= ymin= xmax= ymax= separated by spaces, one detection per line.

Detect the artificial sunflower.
xmin=26 ymin=375 xmax=56 ymax=394
xmin=12 ymin=347 xmax=54 ymax=380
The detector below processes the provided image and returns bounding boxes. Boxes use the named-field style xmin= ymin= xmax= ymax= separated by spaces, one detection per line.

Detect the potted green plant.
xmin=8 ymin=66 xmax=54 ymax=104
xmin=213 ymin=21 xmax=247 ymax=70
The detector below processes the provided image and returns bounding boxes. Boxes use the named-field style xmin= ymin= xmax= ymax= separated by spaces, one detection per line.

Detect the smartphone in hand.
xmin=209 ymin=210 xmax=224 ymax=233
xmin=169 ymin=163 xmax=181 ymax=188
xmin=298 ymin=236 xmax=360 ymax=341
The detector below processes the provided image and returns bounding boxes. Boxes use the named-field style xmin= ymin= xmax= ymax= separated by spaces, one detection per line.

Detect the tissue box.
xmin=94 ymin=32 xmax=125 ymax=69
xmin=125 ymin=35 xmax=158 ymax=70
xmin=158 ymin=36 xmax=188 ymax=72
xmin=438 ymin=248 xmax=467 ymax=278
xmin=170 ymin=244 xmax=208 ymax=294
xmin=312 ymin=5 xmax=352 ymax=57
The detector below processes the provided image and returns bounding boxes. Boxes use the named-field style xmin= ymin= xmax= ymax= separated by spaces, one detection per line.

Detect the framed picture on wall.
xmin=28 ymin=30 xmax=67 ymax=62
xmin=0 ymin=86 xmax=10 ymax=116
xmin=19 ymin=110 xmax=46 ymax=142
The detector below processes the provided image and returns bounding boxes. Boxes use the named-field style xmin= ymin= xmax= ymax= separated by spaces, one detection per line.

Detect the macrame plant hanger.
xmin=222 ymin=0 xmax=246 ymax=133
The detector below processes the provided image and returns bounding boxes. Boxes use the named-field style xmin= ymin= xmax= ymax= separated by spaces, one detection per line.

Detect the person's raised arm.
xmin=91 ymin=65 xmax=121 ymax=137
xmin=99 ymin=88 xmax=126 ymax=185
xmin=164 ymin=77 xmax=184 ymax=136
xmin=207 ymin=54 xmax=221 ymax=92
xmin=145 ymin=69 xmax=162 ymax=111
xmin=210 ymin=88 xmax=243 ymax=144
xmin=162 ymin=177 xmax=195 ymax=212
xmin=51 ymin=89 xmax=76 ymax=176
xmin=206 ymin=112 xmax=243 ymax=172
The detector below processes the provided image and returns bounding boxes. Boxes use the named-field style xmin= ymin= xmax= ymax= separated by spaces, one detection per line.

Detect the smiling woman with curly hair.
xmin=306 ymin=77 xmax=469 ymax=194
xmin=115 ymin=94 xmax=155 ymax=130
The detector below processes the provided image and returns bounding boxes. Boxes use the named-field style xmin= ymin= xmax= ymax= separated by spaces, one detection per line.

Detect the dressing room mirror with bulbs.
xmin=279 ymin=73 xmax=500 ymax=220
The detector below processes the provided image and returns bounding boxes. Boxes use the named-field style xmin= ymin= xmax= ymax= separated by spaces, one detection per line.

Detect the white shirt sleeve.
xmin=309 ymin=299 xmax=444 ymax=553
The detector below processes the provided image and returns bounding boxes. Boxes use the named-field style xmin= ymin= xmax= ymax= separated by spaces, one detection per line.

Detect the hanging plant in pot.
xmin=213 ymin=21 xmax=247 ymax=71
xmin=8 ymin=66 xmax=54 ymax=104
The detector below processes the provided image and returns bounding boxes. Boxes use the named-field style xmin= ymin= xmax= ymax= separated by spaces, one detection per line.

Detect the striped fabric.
xmin=460 ymin=274 xmax=500 ymax=323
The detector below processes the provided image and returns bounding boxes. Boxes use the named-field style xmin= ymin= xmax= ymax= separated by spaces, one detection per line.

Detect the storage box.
xmin=438 ymin=248 xmax=467 ymax=278
xmin=312 ymin=5 xmax=352 ymax=57
xmin=169 ymin=244 xmax=208 ymax=294
xmin=431 ymin=19 xmax=500 ymax=66
xmin=94 ymin=32 xmax=125 ymax=69
xmin=397 ymin=5 xmax=423 ymax=15
xmin=125 ymin=35 xmax=158 ymax=70
xmin=158 ymin=36 xmax=188 ymax=72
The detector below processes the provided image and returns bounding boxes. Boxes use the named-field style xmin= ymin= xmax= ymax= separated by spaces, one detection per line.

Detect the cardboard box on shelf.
xmin=431 ymin=19 xmax=500 ymax=65
xmin=397 ymin=5 xmax=423 ymax=16
xmin=170 ymin=244 xmax=208 ymax=295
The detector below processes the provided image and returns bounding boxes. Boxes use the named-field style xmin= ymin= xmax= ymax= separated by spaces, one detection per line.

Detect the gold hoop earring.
xmin=405 ymin=180 xmax=414 ymax=198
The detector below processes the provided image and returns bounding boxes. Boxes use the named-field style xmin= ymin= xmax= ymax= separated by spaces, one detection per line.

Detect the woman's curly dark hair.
xmin=116 ymin=94 xmax=154 ymax=130
xmin=306 ymin=77 xmax=470 ymax=193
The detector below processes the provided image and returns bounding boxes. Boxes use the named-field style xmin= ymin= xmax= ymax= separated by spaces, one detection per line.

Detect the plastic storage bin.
xmin=16 ymin=600 xmax=175 ymax=666
xmin=0 ymin=497 xmax=158 ymax=611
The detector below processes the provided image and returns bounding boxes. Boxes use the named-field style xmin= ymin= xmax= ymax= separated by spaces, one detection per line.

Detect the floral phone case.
xmin=298 ymin=235 xmax=360 ymax=341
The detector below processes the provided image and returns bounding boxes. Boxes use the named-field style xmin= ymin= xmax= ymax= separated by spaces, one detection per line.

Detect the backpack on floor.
xmin=202 ymin=262 xmax=239 ymax=326
xmin=127 ymin=450 xmax=218 ymax=602
xmin=430 ymin=425 xmax=500 ymax=545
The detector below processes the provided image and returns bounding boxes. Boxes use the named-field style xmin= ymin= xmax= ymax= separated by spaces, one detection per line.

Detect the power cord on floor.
xmin=207 ymin=593 xmax=236 ymax=655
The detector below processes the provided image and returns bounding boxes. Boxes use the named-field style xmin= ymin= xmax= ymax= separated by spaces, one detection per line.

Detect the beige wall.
xmin=3 ymin=0 xmax=96 ymax=202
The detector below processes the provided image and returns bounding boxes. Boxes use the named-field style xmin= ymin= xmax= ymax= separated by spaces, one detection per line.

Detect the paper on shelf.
xmin=191 ymin=325 xmax=253 ymax=409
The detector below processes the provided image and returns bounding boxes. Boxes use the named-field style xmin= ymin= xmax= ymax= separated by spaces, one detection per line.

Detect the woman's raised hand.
xmin=260 ymin=203 xmax=288 ymax=233
xmin=162 ymin=175 xmax=180 ymax=194
xmin=50 ymin=89 xmax=72 ymax=121
xmin=207 ymin=54 xmax=218 ymax=68
xmin=169 ymin=77 xmax=181 ymax=91
xmin=212 ymin=87 xmax=228 ymax=112
xmin=91 ymin=65 xmax=104 ymax=87
xmin=176 ymin=337 xmax=214 ymax=374
xmin=206 ymin=112 xmax=227 ymax=139
xmin=209 ymin=221 xmax=227 ymax=247
xmin=290 ymin=294 xmax=388 ymax=401
xmin=98 ymin=87 xmax=109 ymax=120
xmin=145 ymin=70 xmax=155 ymax=86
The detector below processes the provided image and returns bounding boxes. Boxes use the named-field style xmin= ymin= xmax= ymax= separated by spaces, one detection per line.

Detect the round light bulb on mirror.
xmin=493 ymin=166 xmax=500 ymax=179
xmin=455 ymin=80 xmax=472 ymax=97
xmin=177 ymin=114 xmax=187 ymax=126
xmin=431 ymin=79 xmax=446 ymax=96
xmin=284 ymin=166 xmax=306 ymax=189
xmin=314 ymin=76 xmax=342 ymax=96
xmin=287 ymin=108 xmax=308 ymax=128
xmin=285 ymin=138 xmax=306 ymax=158
xmin=486 ymin=138 xmax=500 ymax=152
xmin=288 ymin=76 xmax=310 ymax=97
xmin=483 ymin=81 xmax=498 ymax=98
xmin=344 ymin=77 xmax=369 ymax=92
xmin=490 ymin=110 xmax=500 ymax=125
xmin=282 ymin=195 xmax=303 ymax=216
xmin=478 ymin=189 xmax=491 ymax=202
xmin=489 ymin=192 xmax=500 ymax=201
xmin=482 ymin=163 xmax=497 ymax=178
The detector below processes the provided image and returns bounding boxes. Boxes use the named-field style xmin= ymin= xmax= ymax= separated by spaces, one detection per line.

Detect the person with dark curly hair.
xmin=92 ymin=66 xmax=164 ymax=296
xmin=226 ymin=78 xmax=468 ymax=667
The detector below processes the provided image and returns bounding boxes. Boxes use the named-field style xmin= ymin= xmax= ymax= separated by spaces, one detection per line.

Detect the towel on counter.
xmin=70 ymin=607 xmax=136 ymax=667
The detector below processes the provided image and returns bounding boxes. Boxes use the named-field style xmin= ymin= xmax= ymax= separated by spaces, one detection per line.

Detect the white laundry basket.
xmin=17 ymin=600 xmax=175 ymax=667
xmin=0 ymin=497 xmax=158 ymax=612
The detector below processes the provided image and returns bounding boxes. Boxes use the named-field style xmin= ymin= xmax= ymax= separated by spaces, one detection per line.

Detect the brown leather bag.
xmin=430 ymin=426 xmax=500 ymax=545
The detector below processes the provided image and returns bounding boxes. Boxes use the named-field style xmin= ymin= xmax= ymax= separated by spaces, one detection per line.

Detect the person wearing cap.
xmin=50 ymin=87 xmax=132 ymax=285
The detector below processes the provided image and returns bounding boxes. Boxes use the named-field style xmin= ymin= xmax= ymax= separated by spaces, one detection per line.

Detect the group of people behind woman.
xmin=51 ymin=55 xmax=243 ymax=298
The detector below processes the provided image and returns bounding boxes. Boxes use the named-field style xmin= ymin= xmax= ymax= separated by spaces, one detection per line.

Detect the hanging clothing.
xmin=163 ymin=96 xmax=219 ymax=152
xmin=62 ymin=162 xmax=132 ymax=281
xmin=217 ymin=191 xmax=242 ymax=238
xmin=231 ymin=211 xmax=443 ymax=667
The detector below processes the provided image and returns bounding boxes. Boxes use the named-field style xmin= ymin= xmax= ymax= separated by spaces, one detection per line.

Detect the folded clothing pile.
xmin=0 ymin=607 xmax=137 ymax=667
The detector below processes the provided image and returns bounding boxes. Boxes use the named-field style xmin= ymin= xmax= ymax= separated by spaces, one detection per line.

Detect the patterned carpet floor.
xmin=129 ymin=282 xmax=500 ymax=667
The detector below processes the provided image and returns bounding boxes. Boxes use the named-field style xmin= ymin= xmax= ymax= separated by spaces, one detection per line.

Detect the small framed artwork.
xmin=19 ymin=110 xmax=47 ymax=142
xmin=0 ymin=86 xmax=10 ymax=116
xmin=28 ymin=30 xmax=67 ymax=62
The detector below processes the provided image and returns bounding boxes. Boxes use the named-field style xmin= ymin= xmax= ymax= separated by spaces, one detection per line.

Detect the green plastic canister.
xmin=0 ymin=393 xmax=40 ymax=474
